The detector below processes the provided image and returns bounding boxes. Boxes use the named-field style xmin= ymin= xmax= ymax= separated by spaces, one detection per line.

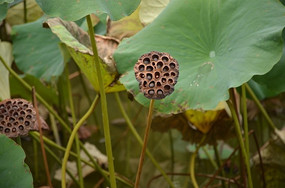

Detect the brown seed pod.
xmin=134 ymin=51 xmax=179 ymax=99
xmin=0 ymin=98 xmax=49 ymax=138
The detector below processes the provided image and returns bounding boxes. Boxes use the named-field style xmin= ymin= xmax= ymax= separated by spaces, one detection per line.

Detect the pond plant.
xmin=1 ymin=0 xmax=285 ymax=188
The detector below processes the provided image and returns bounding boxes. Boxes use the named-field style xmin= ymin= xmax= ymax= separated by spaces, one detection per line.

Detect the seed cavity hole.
xmin=143 ymin=58 xmax=150 ymax=64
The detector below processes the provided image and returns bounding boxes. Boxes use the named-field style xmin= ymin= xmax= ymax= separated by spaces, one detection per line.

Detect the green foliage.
xmin=114 ymin=0 xmax=285 ymax=113
xmin=250 ymin=31 xmax=285 ymax=99
xmin=12 ymin=17 xmax=64 ymax=82
xmin=0 ymin=3 xmax=8 ymax=22
xmin=35 ymin=0 xmax=140 ymax=21
xmin=0 ymin=134 xmax=33 ymax=188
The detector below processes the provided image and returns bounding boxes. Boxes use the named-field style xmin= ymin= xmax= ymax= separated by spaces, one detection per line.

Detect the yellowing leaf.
xmin=0 ymin=40 xmax=13 ymax=100
xmin=108 ymin=7 xmax=144 ymax=40
xmin=44 ymin=18 xmax=125 ymax=93
xmin=184 ymin=102 xmax=227 ymax=133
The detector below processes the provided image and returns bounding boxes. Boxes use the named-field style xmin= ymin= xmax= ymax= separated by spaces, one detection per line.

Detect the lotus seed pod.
xmin=134 ymin=51 xmax=179 ymax=99
xmin=0 ymin=98 xmax=49 ymax=138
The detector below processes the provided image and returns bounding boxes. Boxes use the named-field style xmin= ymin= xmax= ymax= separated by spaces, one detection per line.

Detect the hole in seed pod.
xmin=14 ymin=122 xmax=18 ymax=126
xmin=19 ymin=117 xmax=24 ymax=122
xmin=152 ymin=54 xmax=159 ymax=61
xmin=12 ymin=128 xmax=16 ymax=132
xmin=12 ymin=105 xmax=18 ymax=110
xmin=168 ymin=79 xmax=174 ymax=84
xmin=162 ymin=78 xmax=166 ymax=83
xmin=9 ymin=110 xmax=14 ymax=114
xmin=171 ymin=72 xmax=176 ymax=76
xmin=25 ymin=121 xmax=30 ymax=126
xmin=23 ymin=104 xmax=28 ymax=108
xmin=18 ymin=101 xmax=23 ymax=105
xmin=148 ymin=89 xmax=155 ymax=95
xmin=157 ymin=82 xmax=161 ymax=86
xmin=13 ymin=112 xmax=19 ymax=118
xmin=152 ymin=62 xmax=155 ymax=66
xmin=0 ymin=126 xmax=2 ymax=131
xmin=6 ymin=101 xmax=11 ymax=105
xmin=170 ymin=63 xmax=176 ymax=69
xmin=1 ymin=109 xmax=6 ymax=113
xmin=7 ymin=105 xmax=11 ymax=110
xmin=20 ymin=111 xmax=25 ymax=115
xmin=146 ymin=73 xmax=152 ymax=80
xmin=140 ymin=73 xmax=145 ymax=78
xmin=13 ymin=101 xmax=16 ymax=105
xmin=157 ymin=89 xmax=163 ymax=95
xmin=164 ymin=85 xmax=171 ymax=90
xmin=27 ymin=109 xmax=32 ymax=113
xmin=26 ymin=115 xmax=32 ymax=119
xmin=0 ymin=104 xmax=4 ymax=109
xmin=9 ymin=117 xmax=15 ymax=122
xmin=5 ymin=128 xmax=10 ymax=133
xmin=139 ymin=65 xmax=145 ymax=71
xmin=162 ymin=56 xmax=169 ymax=62
xmin=163 ymin=66 xmax=169 ymax=72
xmin=157 ymin=61 xmax=163 ymax=68
xmin=19 ymin=125 xmax=24 ymax=130
xmin=155 ymin=72 xmax=160 ymax=79
xmin=1 ymin=121 xmax=5 ymax=125
xmin=0 ymin=115 xmax=3 ymax=120
xmin=143 ymin=81 xmax=147 ymax=87
xmin=164 ymin=73 xmax=170 ymax=77
xmin=7 ymin=123 xmax=12 ymax=127
xmin=149 ymin=81 xmax=155 ymax=88
xmin=146 ymin=66 xmax=153 ymax=71
xmin=143 ymin=58 xmax=150 ymax=64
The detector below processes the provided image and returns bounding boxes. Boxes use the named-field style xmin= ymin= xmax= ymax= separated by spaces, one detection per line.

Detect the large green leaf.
xmin=114 ymin=0 xmax=285 ymax=113
xmin=35 ymin=0 xmax=140 ymax=21
xmin=0 ymin=41 xmax=13 ymax=100
xmin=0 ymin=134 xmax=33 ymax=188
xmin=0 ymin=2 xmax=8 ymax=21
xmin=44 ymin=18 xmax=125 ymax=93
xmin=12 ymin=17 xmax=64 ymax=81
xmin=249 ymin=30 xmax=285 ymax=99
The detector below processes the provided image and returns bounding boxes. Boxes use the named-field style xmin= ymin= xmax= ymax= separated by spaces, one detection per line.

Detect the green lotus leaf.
xmin=0 ymin=2 xmax=8 ymax=21
xmin=114 ymin=0 xmax=285 ymax=113
xmin=250 ymin=30 xmax=285 ymax=99
xmin=12 ymin=17 xmax=64 ymax=81
xmin=35 ymin=0 xmax=140 ymax=21
xmin=44 ymin=18 xmax=125 ymax=93
xmin=0 ymin=134 xmax=33 ymax=188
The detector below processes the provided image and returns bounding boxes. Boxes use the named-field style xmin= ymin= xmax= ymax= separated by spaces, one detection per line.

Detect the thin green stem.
xmin=61 ymin=95 xmax=99 ymax=188
xmin=23 ymin=0 xmax=27 ymax=23
xmin=33 ymin=139 xmax=39 ymax=181
xmin=114 ymin=92 xmax=174 ymax=188
xmin=245 ymin=83 xmax=277 ymax=131
xmin=169 ymin=130 xmax=174 ymax=181
xmin=242 ymin=84 xmax=250 ymax=155
xmin=65 ymin=65 xmax=84 ymax=188
xmin=201 ymin=147 xmax=218 ymax=169
xmin=86 ymin=14 xmax=116 ymax=188
xmin=16 ymin=136 xmax=22 ymax=145
xmin=49 ymin=113 xmax=61 ymax=146
xmin=190 ymin=135 xmax=206 ymax=188
xmin=32 ymin=88 xmax=53 ymax=188
xmin=213 ymin=144 xmax=226 ymax=188
xmin=0 ymin=55 xmax=71 ymax=132
xmin=227 ymin=100 xmax=253 ymax=188
xmin=135 ymin=99 xmax=155 ymax=188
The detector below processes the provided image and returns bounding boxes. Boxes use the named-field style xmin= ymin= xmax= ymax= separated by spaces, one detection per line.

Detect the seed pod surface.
xmin=134 ymin=51 xmax=179 ymax=99
xmin=0 ymin=98 xmax=49 ymax=137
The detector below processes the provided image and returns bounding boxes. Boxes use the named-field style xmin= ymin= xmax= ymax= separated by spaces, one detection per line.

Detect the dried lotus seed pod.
xmin=0 ymin=98 xmax=49 ymax=138
xmin=134 ymin=51 xmax=179 ymax=99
